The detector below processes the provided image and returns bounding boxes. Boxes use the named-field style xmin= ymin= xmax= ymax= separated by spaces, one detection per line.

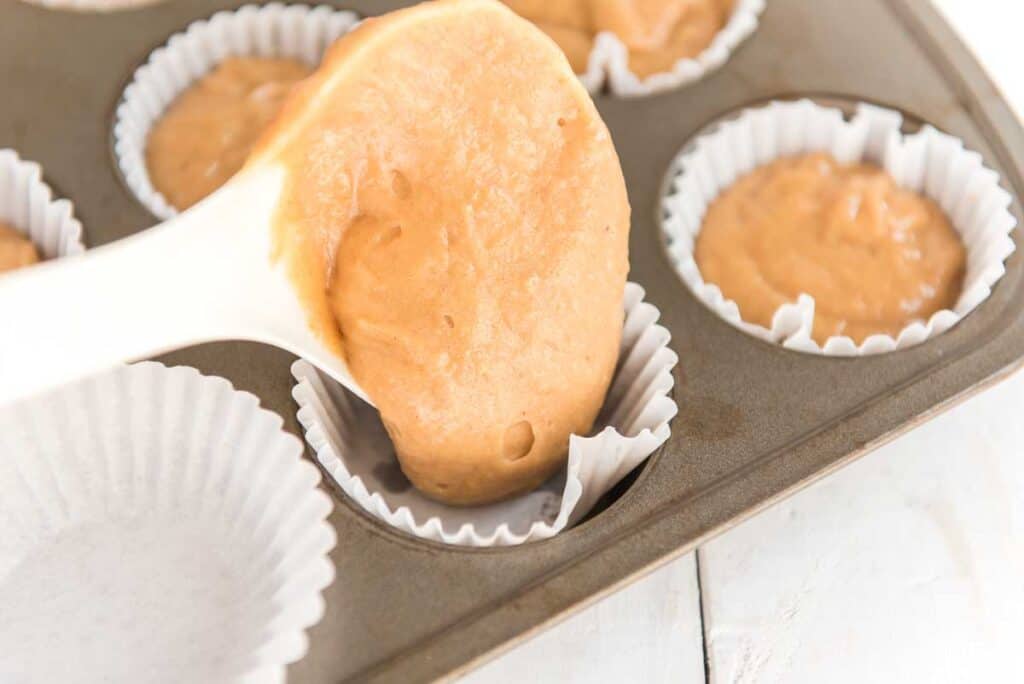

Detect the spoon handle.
xmin=0 ymin=171 xmax=282 ymax=404
xmin=0 ymin=226 xmax=222 ymax=403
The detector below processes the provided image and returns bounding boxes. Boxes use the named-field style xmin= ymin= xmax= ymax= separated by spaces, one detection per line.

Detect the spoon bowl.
xmin=0 ymin=0 xmax=509 ymax=406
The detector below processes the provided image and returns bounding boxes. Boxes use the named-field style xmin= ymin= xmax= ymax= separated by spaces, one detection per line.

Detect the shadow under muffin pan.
xmin=4 ymin=0 xmax=1024 ymax=682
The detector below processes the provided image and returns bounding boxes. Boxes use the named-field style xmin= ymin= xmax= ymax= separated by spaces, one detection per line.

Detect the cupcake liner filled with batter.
xmin=660 ymin=99 xmax=1018 ymax=356
xmin=113 ymin=3 xmax=359 ymax=220
xmin=291 ymin=283 xmax=678 ymax=547
xmin=504 ymin=0 xmax=764 ymax=97
xmin=0 ymin=149 xmax=85 ymax=275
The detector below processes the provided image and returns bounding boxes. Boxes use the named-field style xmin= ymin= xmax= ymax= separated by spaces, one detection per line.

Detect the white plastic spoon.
xmin=0 ymin=0 xmax=568 ymax=407
xmin=0 ymin=163 xmax=368 ymax=405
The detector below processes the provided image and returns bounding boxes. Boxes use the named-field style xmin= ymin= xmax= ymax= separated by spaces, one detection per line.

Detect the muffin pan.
xmin=3 ymin=0 xmax=1023 ymax=682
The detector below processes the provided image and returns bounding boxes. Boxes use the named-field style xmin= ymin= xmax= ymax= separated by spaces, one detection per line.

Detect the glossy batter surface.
xmin=695 ymin=153 xmax=966 ymax=345
xmin=0 ymin=222 xmax=40 ymax=274
xmin=503 ymin=0 xmax=733 ymax=76
xmin=258 ymin=0 xmax=630 ymax=505
xmin=147 ymin=56 xmax=311 ymax=211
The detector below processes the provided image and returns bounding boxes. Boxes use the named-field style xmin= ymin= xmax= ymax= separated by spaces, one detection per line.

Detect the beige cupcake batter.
xmin=255 ymin=0 xmax=630 ymax=505
xmin=146 ymin=56 xmax=311 ymax=211
xmin=503 ymin=0 xmax=733 ymax=76
xmin=0 ymin=222 xmax=40 ymax=274
xmin=695 ymin=153 xmax=966 ymax=345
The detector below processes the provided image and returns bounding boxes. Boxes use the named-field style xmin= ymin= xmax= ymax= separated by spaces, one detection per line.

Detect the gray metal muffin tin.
xmin=2 ymin=0 xmax=1022 ymax=681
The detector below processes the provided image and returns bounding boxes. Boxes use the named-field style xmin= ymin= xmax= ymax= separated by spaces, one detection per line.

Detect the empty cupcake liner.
xmin=0 ymin=362 xmax=336 ymax=683
xmin=113 ymin=2 xmax=359 ymax=220
xmin=660 ymin=99 xmax=1018 ymax=355
xmin=580 ymin=0 xmax=764 ymax=97
xmin=0 ymin=149 xmax=85 ymax=261
xmin=291 ymin=282 xmax=678 ymax=547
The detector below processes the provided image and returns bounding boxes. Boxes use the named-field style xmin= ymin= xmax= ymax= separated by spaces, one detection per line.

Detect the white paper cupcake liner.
xmin=0 ymin=362 xmax=335 ymax=683
xmin=291 ymin=282 xmax=678 ymax=547
xmin=577 ymin=0 xmax=764 ymax=97
xmin=660 ymin=99 xmax=1018 ymax=356
xmin=0 ymin=149 xmax=85 ymax=262
xmin=113 ymin=3 xmax=359 ymax=220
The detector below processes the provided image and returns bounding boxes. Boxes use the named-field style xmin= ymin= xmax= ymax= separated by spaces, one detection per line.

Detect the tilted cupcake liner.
xmin=660 ymin=99 xmax=1018 ymax=356
xmin=113 ymin=2 xmax=359 ymax=220
xmin=291 ymin=282 xmax=678 ymax=547
xmin=582 ymin=0 xmax=764 ymax=97
xmin=0 ymin=362 xmax=335 ymax=683
xmin=0 ymin=149 xmax=85 ymax=260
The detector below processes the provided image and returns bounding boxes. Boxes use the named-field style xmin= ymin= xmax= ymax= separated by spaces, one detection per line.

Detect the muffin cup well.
xmin=0 ymin=362 xmax=335 ymax=683
xmin=580 ymin=0 xmax=765 ymax=97
xmin=660 ymin=99 xmax=1018 ymax=356
xmin=113 ymin=2 xmax=359 ymax=220
xmin=0 ymin=149 xmax=85 ymax=261
xmin=291 ymin=282 xmax=678 ymax=547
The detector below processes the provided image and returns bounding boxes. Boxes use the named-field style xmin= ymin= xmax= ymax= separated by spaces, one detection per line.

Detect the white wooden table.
xmin=463 ymin=2 xmax=1024 ymax=681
